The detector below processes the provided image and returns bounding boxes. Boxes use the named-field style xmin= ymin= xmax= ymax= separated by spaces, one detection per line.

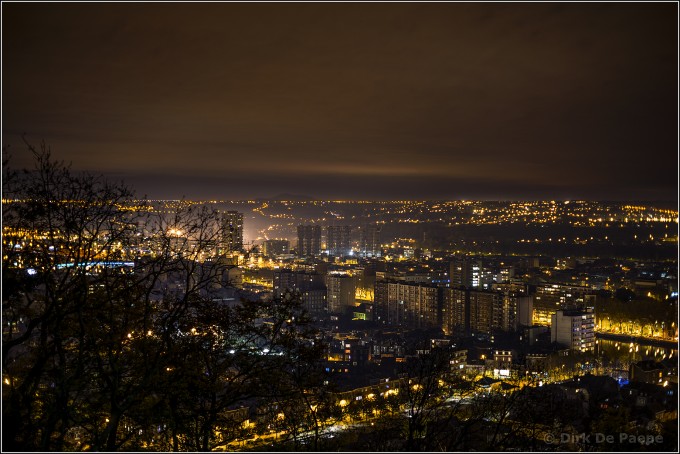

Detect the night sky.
xmin=3 ymin=3 xmax=677 ymax=201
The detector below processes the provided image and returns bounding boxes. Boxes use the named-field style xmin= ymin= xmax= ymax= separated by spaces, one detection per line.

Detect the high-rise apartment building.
xmin=442 ymin=287 xmax=468 ymax=336
xmin=273 ymin=269 xmax=327 ymax=317
xmin=326 ymin=225 xmax=351 ymax=257
xmin=221 ymin=211 xmax=243 ymax=253
xmin=262 ymin=239 xmax=289 ymax=257
xmin=297 ymin=225 xmax=321 ymax=257
xmin=359 ymin=224 xmax=381 ymax=257
xmin=500 ymin=294 xmax=533 ymax=332
xmin=450 ymin=257 xmax=482 ymax=288
xmin=326 ymin=273 xmax=356 ymax=314
xmin=469 ymin=290 xmax=503 ymax=335
xmin=374 ymin=280 xmax=441 ymax=329
xmin=444 ymin=288 xmax=527 ymax=336
xmin=533 ymin=283 xmax=592 ymax=325
xmin=516 ymin=295 xmax=534 ymax=328
xmin=551 ymin=308 xmax=595 ymax=352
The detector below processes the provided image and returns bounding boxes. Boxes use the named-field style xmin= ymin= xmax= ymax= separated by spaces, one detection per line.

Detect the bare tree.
xmin=3 ymin=141 xmax=141 ymax=450
xmin=2 ymin=142 xmax=328 ymax=452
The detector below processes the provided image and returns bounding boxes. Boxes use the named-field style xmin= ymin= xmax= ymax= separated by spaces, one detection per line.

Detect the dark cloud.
xmin=108 ymin=170 xmax=669 ymax=203
xmin=3 ymin=3 xmax=677 ymax=200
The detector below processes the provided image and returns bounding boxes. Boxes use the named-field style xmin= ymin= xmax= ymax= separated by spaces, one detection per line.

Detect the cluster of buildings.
xmin=295 ymin=224 xmax=382 ymax=258
xmin=20 ymin=205 xmax=669 ymax=363
xmin=5 ymin=201 xmax=677 ymax=449
xmin=255 ymin=224 xmax=381 ymax=261
xmin=262 ymin=252 xmax=598 ymax=355
xmin=208 ymin=217 xmax=674 ymax=363
xmin=11 ymin=203 xmax=673 ymax=381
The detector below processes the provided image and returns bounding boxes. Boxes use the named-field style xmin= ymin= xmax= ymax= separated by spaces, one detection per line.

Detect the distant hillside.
xmin=261 ymin=193 xmax=317 ymax=202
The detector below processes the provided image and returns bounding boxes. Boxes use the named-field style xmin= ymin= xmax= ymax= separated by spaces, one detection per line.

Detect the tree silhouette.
xmin=2 ymin=142 xmax=326 ymax=451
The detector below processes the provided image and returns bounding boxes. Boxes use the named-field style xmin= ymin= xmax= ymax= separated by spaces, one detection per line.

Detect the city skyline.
xmin=3 ymin=3 xmax=678 ymax=201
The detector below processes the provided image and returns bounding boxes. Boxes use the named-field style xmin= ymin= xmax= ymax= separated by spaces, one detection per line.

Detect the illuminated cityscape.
xmin=3 ymin=196 xmax=677 ymax=451
xmin=2 ymin=2 xmax=678 ymax=453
